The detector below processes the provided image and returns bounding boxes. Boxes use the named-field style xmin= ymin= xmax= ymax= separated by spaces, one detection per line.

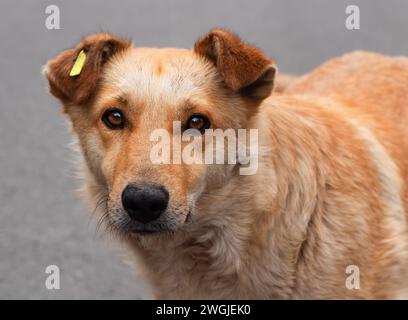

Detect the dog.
xmin=44 ymin=29 xmax=408 ymax=299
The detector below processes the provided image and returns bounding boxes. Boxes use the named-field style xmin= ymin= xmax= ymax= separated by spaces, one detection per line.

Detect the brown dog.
xmin=44 ymin=29 xmax=408 ymax=299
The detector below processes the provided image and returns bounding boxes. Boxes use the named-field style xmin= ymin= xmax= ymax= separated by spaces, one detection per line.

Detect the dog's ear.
xmin=44 ymin=33 xmax=131 ymax=105
xmin=194 ymin=29 xmax=275 ymax=101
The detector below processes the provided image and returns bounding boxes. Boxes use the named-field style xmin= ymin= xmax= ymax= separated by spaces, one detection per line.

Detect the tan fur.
xmin=44 ymin=30 xmax=408 ymax=299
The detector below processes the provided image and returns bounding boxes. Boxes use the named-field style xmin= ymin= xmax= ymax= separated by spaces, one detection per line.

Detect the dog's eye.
xmin=186 ymin=114 xmax=210 ymax=133
xmin=102 ymin=109 xmax=125 ymax=129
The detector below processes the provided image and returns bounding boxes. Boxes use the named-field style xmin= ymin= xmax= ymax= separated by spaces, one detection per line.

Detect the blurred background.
xmin=1 ymin=0 xmax=408 ymax=299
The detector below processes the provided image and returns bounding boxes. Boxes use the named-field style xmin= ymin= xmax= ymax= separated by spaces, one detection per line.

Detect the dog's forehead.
xmin=102 ymin=47 xmax=216 ymax=101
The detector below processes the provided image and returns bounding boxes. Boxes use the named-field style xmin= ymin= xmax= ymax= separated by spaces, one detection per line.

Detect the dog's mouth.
xmin=130 ymin=228 xmax=167 ymax=236
xmin=110 ymin=210 xmax=192 ymax=236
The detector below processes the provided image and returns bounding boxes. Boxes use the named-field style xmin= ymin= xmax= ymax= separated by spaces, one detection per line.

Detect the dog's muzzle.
xmin=121 ymin=183 xmax=169 ymax=224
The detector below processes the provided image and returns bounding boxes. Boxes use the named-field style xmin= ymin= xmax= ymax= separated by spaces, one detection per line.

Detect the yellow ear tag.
xmin=69 ymin=50 xmax=87 ymax=77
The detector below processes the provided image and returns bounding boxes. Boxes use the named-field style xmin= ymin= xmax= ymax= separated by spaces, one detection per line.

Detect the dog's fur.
xmin=44 ymin=30 xmax=408 ymax=299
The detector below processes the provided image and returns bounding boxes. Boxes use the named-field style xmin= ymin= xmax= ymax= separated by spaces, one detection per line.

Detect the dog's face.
xmin=44 ymin=30 xmax=275 ymax=237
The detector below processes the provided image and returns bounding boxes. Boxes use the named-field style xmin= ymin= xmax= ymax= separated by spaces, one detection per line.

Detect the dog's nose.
xmin=121 ymin=184 xmax=169 ymax=223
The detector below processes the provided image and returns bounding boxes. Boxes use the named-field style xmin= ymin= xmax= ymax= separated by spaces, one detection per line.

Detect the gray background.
xmin=1 ymin=0 xmax=407 ymax=299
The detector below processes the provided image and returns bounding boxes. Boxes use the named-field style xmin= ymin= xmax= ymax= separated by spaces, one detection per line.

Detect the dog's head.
xmin=44 ymin=30 xmax=275 ymax=237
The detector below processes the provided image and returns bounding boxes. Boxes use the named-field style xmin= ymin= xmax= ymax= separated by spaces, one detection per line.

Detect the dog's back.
xmin=286 ymin=51 xmax=408 ymax=213
xmin=287 ymin=51 xmax=408 ymax=146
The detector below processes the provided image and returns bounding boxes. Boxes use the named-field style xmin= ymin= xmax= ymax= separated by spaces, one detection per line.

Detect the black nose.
xmin=121 ymin=184 xmax=169 ymax=223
